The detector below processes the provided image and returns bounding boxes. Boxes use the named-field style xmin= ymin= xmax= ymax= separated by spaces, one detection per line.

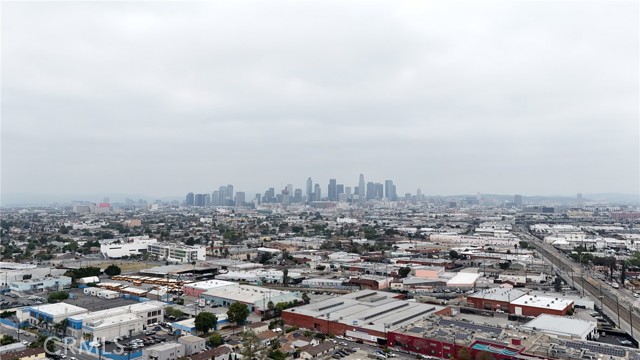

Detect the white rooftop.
xmin=446 ymin=272 xmax=480 ymax=286
xmin=183 ymin=279 xmax=235 ymax=290
xmin=521 ymin=314 xmax=596 ymax=339
xmin=510 ymin=294 xmax=573 ymax=311
xmin=468 ymin=288 xmax=526 ymax=302
xmin=29 ymin=303 xmax=87 ymax=317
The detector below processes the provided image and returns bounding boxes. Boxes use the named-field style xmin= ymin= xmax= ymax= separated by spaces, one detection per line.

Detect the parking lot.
xmin=65 ymin=289 xmax=138 ymax=311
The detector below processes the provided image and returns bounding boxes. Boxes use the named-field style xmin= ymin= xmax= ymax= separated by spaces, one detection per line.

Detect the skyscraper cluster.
xmin=185 ymin=184 xmax=244 ymax=207
xmin=185 ymin=174 xmax=406 ymax=207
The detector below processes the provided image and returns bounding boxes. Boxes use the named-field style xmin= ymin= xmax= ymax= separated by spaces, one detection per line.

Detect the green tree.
xmin=227 ymin=302 xmax=250 ymax=327
xmin=282 ymin=268 xmax=289 ymax=287
xmin=554 ymin=276 xmax=563 ymax=292
xmin=195 ymin=312 xmax=218 ymax=334
xmin=268 ymin=349 xmax=286 ymax=360
xmin=104 ymin=264 xmax=122 ymax=276
xmin=449 ymin=250 xmax=459 ymax=259
xmin=165 ymin=307 xmax=184 ymax=319
xmin=240 ymin=330 xmax=260 ymax=360
xmin=0 ymin=335 xmax=16 ymax=346
xmin=207 ymin=332 xmax=223 ymax=347
xmin=53 ymin=319 xmax=69 ymax=335
xmin=301 ymin=292 xmax=310 ymax=304
xmin=48 ymin=291 xmax=69 ymax=303
xmin=398 ymin=267 xmax=411 ymax=278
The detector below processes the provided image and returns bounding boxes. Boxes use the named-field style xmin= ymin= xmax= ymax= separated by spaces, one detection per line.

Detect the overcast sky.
xmin=2 ymin=1 xmax=639 ymax=201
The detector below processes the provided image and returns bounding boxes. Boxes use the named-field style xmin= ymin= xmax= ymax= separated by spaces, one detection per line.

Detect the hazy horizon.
xmin=2 ymin=1 xmax=639 ymax=199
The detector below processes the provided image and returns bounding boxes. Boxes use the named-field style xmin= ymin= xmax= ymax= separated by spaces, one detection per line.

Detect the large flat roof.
xmin=29 ymin=303 xmax=87 ymax=317
xmin=510 ymin=294 xmax=573 ymax=311
xmin=285 ymin=290 xmax=445 ymax=333
xmin=521 ymin=315 xmax=596 ymax=338
xmin=184 ymin=279 xmax=235 ymax=290
xmin=468 ymin=288 xmax=526 ymax=303
xmin=202 ymin=284 xmax=299 ymax=304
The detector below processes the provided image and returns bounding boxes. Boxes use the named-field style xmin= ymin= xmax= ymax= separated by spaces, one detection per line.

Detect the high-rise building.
xmin=366 ymin=182 xmax=375 ymax=200
xmin=314 ymin=183 xmax=321 ymax=201
xmin=306 ymin=177 xmax=313 ymax=201
xmin=328 ymin=179 xmax=337 ymax=201
xmin=186 ymin=192 xmax=195 ymax=206
xmin=235 ymin=192 xmax=246 ymax=206
xmin=204 ymin=193 xmax=211 ymax=206
xmin=514 ymin=194 xmax=523 ymax=207
xmin=294 ymin=189 xmax=303 ymax=203
xmin=384 ymin=180 xmax=397 ymax=201
xmin=337 ymin=184 xmax=344 ymax=197
xmin=219 ymin=186 xmax=228 ymax=205
xmin=345 ymin=187 xmax=352 ymax=199
xmin=358 ymin=174 xmax=365 ymax=202
xmin=282 ymin=187 xmax=290 ymax=205
xmin=195 ymin=193 xmax=205 ymax=206
xmin=375 ymin=183 xmax=384 ymax=199
xmin=265 ymin=188 xmax=275 ymax=203
xmin=227 ymin=185 xmax=234 ymax=204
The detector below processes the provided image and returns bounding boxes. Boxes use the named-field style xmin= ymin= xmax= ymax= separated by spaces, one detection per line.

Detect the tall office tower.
xmin=235 ymin=192 xmax=246 ymax=206
xmin=211 ymin=191 xmax=220 ymax=205
xmin=218 ymin=186 xmax=228 ymax=205
xmin=265 ymin=188 xmax=275 ymax=203
xmin=294 ymin=189 xmax=303 ymax=203
xmin=392 ymin=185 xmax=397 ymax=201
xmin=314 ymin=183 xmax=321 ymax=201
xmin=337 ymin=184 xmax=344 ymax=197
xmin=328 ymin=179 xmax=337 ymax=201
xmin=358 ymin=174 xmax=365 ymax=202
xmin=366 ymin=182 xmax=375 ymax=200
xmin=354 ymin=186 xmax=359 ymax=198
xmin=345 ymin=187 xmax=352 ymax=199
xmin=417 ymin=188 xmax=422 ymax=199
xmin=385 ymin=180 xmax=397 ymax=201
xmin=514 ymin=194 xmax=523 ymax=207
xmin=195 ymin=193 xmax=205 ymax=206
xmin=306 ymin=177 xmax=313 ymax=201
xmin=286 ymin=184 xmax=293 ymax=197
xmin=186 ymin=192 xmax=195 ymax=206
xmin=227 ymin=185 xmax=234 ymax=204
xmin=255 ymin=193 xmax=261 ymax=204
xmin=375 ymin=183 xmax=384 ymax=199
xmin=282 ymin=187 xmax=290 ymax=205
xmin=204 ymin=194 xmax=211 ymax=206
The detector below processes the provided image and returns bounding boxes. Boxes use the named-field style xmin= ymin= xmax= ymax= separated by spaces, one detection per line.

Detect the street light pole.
xmin=630 ymin=306 xmax=634 ymax=339
xmin=616 ymin=296 xmax=621 ymax=327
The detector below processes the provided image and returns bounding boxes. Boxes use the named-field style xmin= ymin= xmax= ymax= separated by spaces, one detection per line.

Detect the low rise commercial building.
xmin=148 ymin=244 xmax=206 ymax=263
xmin=182 ymin=279 xmax=235 ymax=297
xmin=101 ymin=236 xmax=158 ymax=259
xmin=282 ymin=290 xmax=450 ymax=342
xmin=466 ymin=288 xmax=527 ymax=311
xmin=521 ymin=314 xmax=597 ymax=340
xmin=201 ymin=284 xmax=302 ymax=314
xmin=141 ymin=342 xmax=185 ymax=360
xmin=67 ymin=301 xmax=167 ymax=340
xmin=9 ymin=276 xmax=71 ymax=292
xmin=25 ymin=303 xmax=88 ymax=325
xmin=178 ymin=335 xmax=206 ymax=356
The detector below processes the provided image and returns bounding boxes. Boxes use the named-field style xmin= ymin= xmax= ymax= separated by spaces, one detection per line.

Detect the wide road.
xmin=516 ymin=227 xmax=640 ymax=344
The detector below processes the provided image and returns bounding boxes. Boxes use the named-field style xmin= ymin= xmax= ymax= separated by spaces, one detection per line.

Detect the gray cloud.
xmin=2 ymin=0 xmax=638 ymax=200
